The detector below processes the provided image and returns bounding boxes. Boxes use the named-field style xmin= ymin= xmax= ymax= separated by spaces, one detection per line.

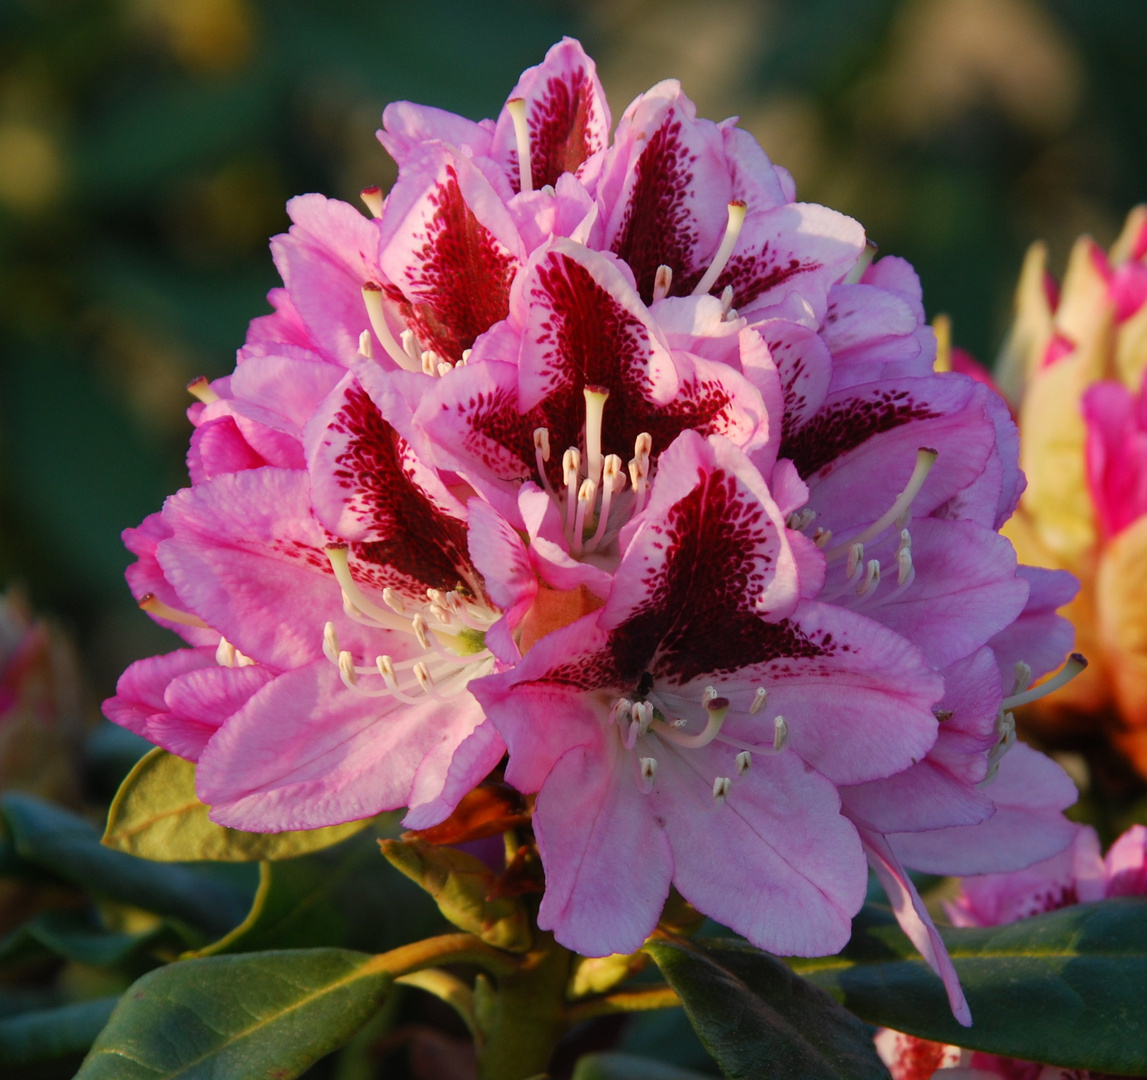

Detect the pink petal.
xmin=889 ymin=743 xmax=1078 ymax=875
xmin=102 ymin=647 xmax=218 ymax=736
xmin=197 ymin=659 xmax=490 ymax=830
xmin=271 ymin=194 xmax=387 ymax=367
xmin=378 ymin=102 xmax=493 ymax=166
xmin=489 ymin=37 xmax=611 ymax=192
xmin=188 ymin=417 xmax=269 ymax=483
xmin=659 ymin=746 xmax=866 ymax=955
xmin=988 ymin=565 xmax=1077 ymax=683
xmin=863 ymin=828 xmax=972 ymax=1026
xmin=378 ymin=143 xmax=524 ymax=363
xmin=148 ymin=663 xmax=274 ymax=761
xmin=533 ymin=733 xmax=674 ymax=957
xmin=1104 ymin=824 xmax=1147 ymax=897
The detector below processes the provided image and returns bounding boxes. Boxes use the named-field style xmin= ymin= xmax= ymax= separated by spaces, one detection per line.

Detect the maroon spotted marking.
xmin=387 ymin=165 xmax=517 ymax=361
xmin=529 ymin=253 xmax=742 ymax=478
xmin=782 ymin=389 xmax=940 ymax=479
xmin=609 ymin=467 xmax=830 ymax=685
xmin=512 ymin=67 xmax=604 ymax=192
xmin=329 ymin=385 xmax=475 ymax=595
xmin=610 ymin=117 xmax=702 ymax=303
xmin=714 ymin=244 xmax=821 ymax=310
xmin=447 ymin=383 xmax=541 ymax=483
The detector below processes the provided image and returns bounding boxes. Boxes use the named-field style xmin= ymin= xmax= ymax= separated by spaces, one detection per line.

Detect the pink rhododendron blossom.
xmin=105 ymin=37 xmax=1080 ymax=1013
xmin=877 ymin=824 xmax=1147 ymax=1079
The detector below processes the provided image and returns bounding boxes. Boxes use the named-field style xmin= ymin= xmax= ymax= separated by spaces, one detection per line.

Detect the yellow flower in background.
xmin=991 ymin=206 xmax=1147 ymax=771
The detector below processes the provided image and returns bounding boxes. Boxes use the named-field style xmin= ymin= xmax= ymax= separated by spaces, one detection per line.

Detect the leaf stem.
xmin=364 ymin=932 xmax=523 ymax=980
xmin=566 ymin=984 xmax=681 ymax=1024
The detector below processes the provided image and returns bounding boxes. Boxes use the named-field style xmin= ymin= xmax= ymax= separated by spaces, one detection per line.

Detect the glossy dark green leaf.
xmin=645 ymin=938 xmax=891 ymax=1080
xmin=75 ymin=949 xmax=392 ymax=1080
xmin=194 ymin=859 xmax=347 ymax=957
xmin=0 ymin=998 xmax=118 ymax=1066
xmin=571 ymin=1052 xmax=716 ymax=1080
xmin=791 ymin=898 xmax=1147 ymax=1075
xmin=0 ymin=910 xmax=179 ymax=969
xmin=0 ymin=794 xmax=250 ymax=935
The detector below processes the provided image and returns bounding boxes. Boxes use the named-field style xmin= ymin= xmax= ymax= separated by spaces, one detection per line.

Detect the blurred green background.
xmin=2 ymin=0 xmax=1146 ymax=703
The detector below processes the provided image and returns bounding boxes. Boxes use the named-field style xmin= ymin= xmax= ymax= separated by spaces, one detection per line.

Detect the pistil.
xmin=362 ymin=283 xmax=420 ymax=372
xmin=583 ymin=385 xmax=610 ymax=485
xmin=360 ymin=185 xmax=383 ymax=218
xmin=186 ymin=376 xmax=219 ymax=405
xmin=1000 ymin=653 xmax=1087 ymax=710
xmin=506 ymin=98 xmax=533 ymax=194
xmin=692 ymin=201 xmax=747 ymax=297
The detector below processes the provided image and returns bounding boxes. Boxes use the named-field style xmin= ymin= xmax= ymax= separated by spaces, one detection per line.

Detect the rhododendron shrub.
xmin=86 ymin=37 xmax=1136 ymax=1080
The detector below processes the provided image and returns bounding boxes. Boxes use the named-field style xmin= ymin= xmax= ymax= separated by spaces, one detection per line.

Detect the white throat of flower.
xmin=322 ymin=544 xmax=496 ymax=704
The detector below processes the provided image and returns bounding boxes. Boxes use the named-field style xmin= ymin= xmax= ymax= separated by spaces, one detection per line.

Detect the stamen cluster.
xmin=104 ymin=37 xmax=1081 ymax=1012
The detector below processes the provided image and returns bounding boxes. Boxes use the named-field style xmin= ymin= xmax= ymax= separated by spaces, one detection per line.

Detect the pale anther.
xmin=786 ymin=508 xmax=816 ymax=532
xmin=460 ymin=348 xmax=472 ymax=364
xmin=1001 ymin=653 xmax=1087 ymax=711
xmin=338 ymin=650 xmax=358 ymax=687
xmin=323 ymin=622 xmax=340 ymax=663
xmin=736 ymin=750 xmax=752 ymax=776
xmin=653 ymin=264 xmax=673 ymax=302
xmin=383 ymin=587 xmax=406 ymax=615
xmin=400 ymin=329 xmax=421 ymax=365
xmin=896 ymin=547 xmax=914 ymax=587
xmin=693 ymin=201 xmax=747 ymax=297
xmin=857 ymin=559 xmax=881 ymax=598
xmin=719 ymin=284 xmax=735 ymax=316
xmin=413 ymin=661 xmax=433 ymax=691
xmin=377 ymin=655 xmax=397 ymax=680
xmin=216 ymin=638 xmax=237 ymax=667
xmin=1013 ymin=661 xmax=1033 ymax=696
xmin=533 ymin=428 xmax=551 ymax=461
xmin=358 ymin=330 xmax=373 ymax=359
xmin=640 ymin=756 xmax=658 ymax=793
xmin=505 ymin=98 xmax=533 ymax=194
xmin=187 ymin=376 xmax=219 ymax=404
xmin=411 ymin=614 xmax=430 ymax=651
xmin=712 ymin=776 xmax=732 ymax=806
xmin=360 ymin=185 xmax=383 ymax=217
xmin=421 ymin=350 xmax=440 ymax=377
xmin=750 ymin=687 xmax=768 ymax=714
xmin=610 ymin=698 xmax=634 ymax=725
xmin=632 ymin=700 xmax=654 ymax=736
xmin=563 ymin=447 xmax=582 ymax=487
xmin=701 ymin=685 xmax=718 ymax=706
xmin=846 ymin=542 xmax=864 ymax=580
xmin=437 ymin=362 xmax=453 ymax=377
xmin=813 ymin=528 xmax=832 ymax=549
xmin=773 ymin=715 xmax=790 ymax=752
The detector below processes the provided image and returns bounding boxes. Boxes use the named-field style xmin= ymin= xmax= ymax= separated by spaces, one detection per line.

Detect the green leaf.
xmin=791 ymin=898 xmax=1147 ymax=1075
xmin=571 ymin=1052 xmax=716 ymax=1080
xmin=0 ymin=998 xmax=119 ymax=1067
xmin=194 ymin=859 xmax=348 ymax=957
xmin=0 ymin=910 xmax=180 ymax=970
xmin=379 ymin=837 xmax=532 ymax=952
xmin=75 ymin=949 xmax=392 ymax=1080
xmin=645 ymin=938 xmax=891 ymax=1080
xmin=0 ymin=794 xmax=251 ymax=936
xmin=104 ymin=749 xmax=371 ymax=862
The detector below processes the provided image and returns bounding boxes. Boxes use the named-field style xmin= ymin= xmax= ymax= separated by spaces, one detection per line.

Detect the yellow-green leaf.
xmin=103 ymin=749 xmax=371 ymax=862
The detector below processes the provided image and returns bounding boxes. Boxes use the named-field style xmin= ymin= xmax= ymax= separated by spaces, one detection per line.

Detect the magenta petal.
xmin=863 ymin=828 xmax=972 ymax=1026
xmin=489 ymin=37 xmax=610 ymax=192
xmin=404 ymin=717 xmax=507 ymax=830
xmin=197 ymin=659 xmax=488 ymax=830
xmin=660 ymin=748 xmax=865 ymax=956
xmin=271 ymin=194 xmax=386 ymax=367
xmin=378 ymin=102 xmax=493 ymax=166
xmin=1104 ymin=824 xmax=1147 ymax=897
xmin=889 ymin=743 xmax=1078 ymax=875
xmin=988 ymin=566 xmax=1077 ymax=683
xmin=721 ymin=203 xmax=866 ymax=323
xmin=533 ymin=734 xmax=673 ymax=957
xmin=102 ymin=647 xmax=218 ymax=736
xmin=188 ymin=417 xmax=269 ymax=483
xmin=378 ymin=143 xmax=523 ymax=362
xmin=149 ymin=663 xmax=274 ymax=761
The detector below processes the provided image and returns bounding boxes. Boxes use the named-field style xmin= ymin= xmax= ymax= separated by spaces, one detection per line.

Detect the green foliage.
xmin=792 ymin=899 xmax=1147 ymax=1075
xmin=74 ymin=949 xmax=392 ymax=1080
xmin=645 ymin=937 xmax=892 ymax=1080
xmin=380 ymin=837 xmax=532 ymax=952
xmin=572 ymin=1052 xmax=715 ymax=1080
xmin=104 ymin=749 xmax=372 ymax=862
xmin=0 ymin=794 xmax=252 ymax=936
xmin=0 ymin=998 xmax=119 ymax=1069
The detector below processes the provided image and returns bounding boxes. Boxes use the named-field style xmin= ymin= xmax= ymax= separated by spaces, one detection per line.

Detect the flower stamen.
xmin=186 ymin=376 xmax=219 ymax=405
xmin=138 ymin=593 xmax=210 ymax=629
xmin=1001 ymin=653 xmax=1088 ymax=711
xmin=653 ymin=264 xmax=673 ymax=302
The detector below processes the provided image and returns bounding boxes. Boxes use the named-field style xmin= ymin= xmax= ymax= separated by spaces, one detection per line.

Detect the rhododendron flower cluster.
xmin=877 ymin=823 xmax=1147 ymax=1079
xmin=104 ymin=38 xmax=1081 ymax=1016
xmin=990 ymin=207 xmax=1147 ymax=773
